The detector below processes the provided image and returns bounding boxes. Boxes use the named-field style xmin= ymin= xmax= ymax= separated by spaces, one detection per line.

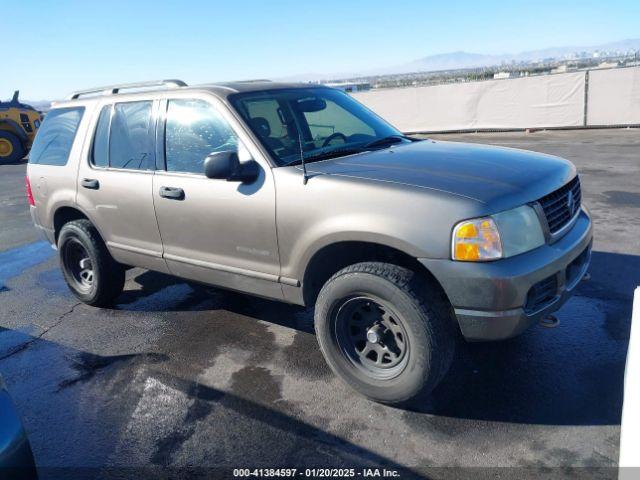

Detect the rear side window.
xmin=29 ymin=107 xmax=84 ymax=166
xmin=109 ymin=101 xmax=155 ymax=170
xmin=91 ymin=101 xmax=155 ymax=170
xmin=92 ymin=106 xmax=110 ymax=168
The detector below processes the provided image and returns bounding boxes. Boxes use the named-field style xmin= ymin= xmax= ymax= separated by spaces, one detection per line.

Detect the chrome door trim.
xmin=107 ymin=241 xmax=163 ymax=258
xmin=164 ymin=253 xmax=299 ymax=286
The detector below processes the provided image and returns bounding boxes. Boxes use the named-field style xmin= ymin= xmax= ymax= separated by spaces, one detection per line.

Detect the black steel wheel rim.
xmin=62 ymin=239 xmax=94 ymax=293
xmin=332 ymin=296 xmax=409 ymax=380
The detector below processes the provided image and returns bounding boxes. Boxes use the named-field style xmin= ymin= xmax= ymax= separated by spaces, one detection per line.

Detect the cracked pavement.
xmin=0 ymin=303 xmax=81 ymax=362
xmin=0 ymin=129 xmax=638 ymax=479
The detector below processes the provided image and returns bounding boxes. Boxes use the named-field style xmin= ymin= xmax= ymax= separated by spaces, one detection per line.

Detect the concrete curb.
xmin=619 ymin=287 xmax=640 ymax=478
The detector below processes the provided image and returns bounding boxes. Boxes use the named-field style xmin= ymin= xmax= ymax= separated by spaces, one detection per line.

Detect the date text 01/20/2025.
xmin=232 ymin=468 xmax=401 ymax=477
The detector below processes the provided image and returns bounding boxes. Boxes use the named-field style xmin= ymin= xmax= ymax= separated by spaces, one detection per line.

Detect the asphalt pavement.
xmin=1 ymin=129 xmax=639 ymax=479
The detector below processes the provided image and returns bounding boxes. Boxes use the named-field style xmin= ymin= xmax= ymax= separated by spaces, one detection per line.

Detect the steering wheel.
xmin=322 ymin=132 xmax=348 ymax=148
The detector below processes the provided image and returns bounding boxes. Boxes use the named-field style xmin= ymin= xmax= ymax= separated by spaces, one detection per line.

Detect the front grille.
xmin=538 ymin=176 xmax=581 ymax=234
xmin=525 ymin=275 xmax=558 ymax=314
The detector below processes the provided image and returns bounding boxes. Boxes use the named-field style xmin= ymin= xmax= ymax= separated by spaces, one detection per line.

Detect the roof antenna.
xmin=296 ymin=125 xmax=308 ymax=185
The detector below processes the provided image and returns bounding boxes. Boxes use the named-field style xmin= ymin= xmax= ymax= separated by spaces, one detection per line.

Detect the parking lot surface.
xmin=1 ymin=129 xmax=638 ymax=478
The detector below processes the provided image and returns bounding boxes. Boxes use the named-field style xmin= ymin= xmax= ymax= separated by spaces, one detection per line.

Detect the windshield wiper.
xmin=364 ymin=135 xmax=411 ymax=149
xmin=282 ymin=135 xmax=418 ymax=167
xmin=284 ymin=147 xmax=364 ymax=166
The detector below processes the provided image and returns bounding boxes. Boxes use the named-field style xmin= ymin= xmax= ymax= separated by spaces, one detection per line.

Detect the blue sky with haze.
xmin=4 ymin=0 xmax=639 ymax=99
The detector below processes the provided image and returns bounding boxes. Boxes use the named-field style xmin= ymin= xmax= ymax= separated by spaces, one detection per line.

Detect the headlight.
xmin=452 ymin=217 xmax=502 ymax=261
xmin=452 ymin=205 xmax=545 ymax=262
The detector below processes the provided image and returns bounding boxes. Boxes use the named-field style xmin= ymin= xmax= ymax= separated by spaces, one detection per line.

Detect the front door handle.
xmin=159 ymin=186 xmax=185 ymax=200
xmin=81 ymin=178 xmax=99 ymax=189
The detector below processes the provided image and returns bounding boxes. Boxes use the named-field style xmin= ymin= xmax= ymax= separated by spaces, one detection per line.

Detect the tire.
xmin=314 ymin=262 xmax=455 ymax=404
xmin=58 ymin=219 xmax=125 ymax=307
xmin=0 ymin=130 xmax=25 ymax=163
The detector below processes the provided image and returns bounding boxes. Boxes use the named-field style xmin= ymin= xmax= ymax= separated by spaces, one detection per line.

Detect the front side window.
xmin=165 ymin=99 xmax=238 ymax=174
xmin=109 ymin=101 xmax=155 ymax=170
xmin=230 ymin=88 xmax=407 ymax=166
xmin=29 ymin=107 xmax=84 ymax=166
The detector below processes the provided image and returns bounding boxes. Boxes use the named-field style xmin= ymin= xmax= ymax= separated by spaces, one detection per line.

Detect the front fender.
xmin=274 ymin=167 xmax=486 ymax=283
xmin=289 ymin=219 xmax=428 ymax=283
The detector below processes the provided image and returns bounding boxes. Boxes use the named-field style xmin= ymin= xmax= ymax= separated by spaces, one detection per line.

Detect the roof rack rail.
xmin=235 ymin=79 xmax=272 ymax=83
xmin=66 ymin=79 xmax=187 ymax=100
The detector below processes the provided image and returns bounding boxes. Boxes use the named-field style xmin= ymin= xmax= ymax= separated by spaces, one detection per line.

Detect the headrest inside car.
xmin=251 ymin=117 xmax=271 ymax=137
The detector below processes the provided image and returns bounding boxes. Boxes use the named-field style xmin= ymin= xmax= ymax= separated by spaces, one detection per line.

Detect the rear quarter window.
xmin=29 ymin=107 xmax=84 ymax=166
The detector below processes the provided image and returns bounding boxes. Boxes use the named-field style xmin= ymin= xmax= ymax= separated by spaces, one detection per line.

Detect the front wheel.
xmin=314 ymin=262 xmax=455 ymax=404
xmin=58 ymin=219 xmax=125 ymax=307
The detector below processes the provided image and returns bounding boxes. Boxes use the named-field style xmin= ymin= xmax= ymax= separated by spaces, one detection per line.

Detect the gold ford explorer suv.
xmin=27 ymin=80 xmax=592 ymax=404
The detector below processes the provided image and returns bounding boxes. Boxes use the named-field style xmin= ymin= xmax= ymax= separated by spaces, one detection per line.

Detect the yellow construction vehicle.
xmin=0 ymin=91 xmax=42 ymax=163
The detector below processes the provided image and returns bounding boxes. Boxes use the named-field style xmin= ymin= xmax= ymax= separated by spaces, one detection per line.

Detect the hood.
xmin=307 ymin=140 xmax=576 ymax=209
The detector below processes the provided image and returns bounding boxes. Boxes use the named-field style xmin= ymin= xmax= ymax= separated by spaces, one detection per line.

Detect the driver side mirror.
xmin=204 ymin=151 xmax=259 ymax=183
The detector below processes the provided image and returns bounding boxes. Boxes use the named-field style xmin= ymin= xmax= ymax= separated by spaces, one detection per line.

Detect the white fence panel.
xmin=588 ymin=67 xmax=640 ymax=126
xmin=354 ymin=72 xmax=586 ymax=133
xmin=620 ymin=287 xmax=640 ymax=477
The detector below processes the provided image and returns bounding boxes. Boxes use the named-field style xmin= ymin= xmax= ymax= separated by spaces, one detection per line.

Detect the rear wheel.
xmin=0 ymin=131 xmax=25 ymax=163
xmin=58 ymin=219 xmax=125 ymax=307
xmin=314 ymin=262 xmax=455 ymax=404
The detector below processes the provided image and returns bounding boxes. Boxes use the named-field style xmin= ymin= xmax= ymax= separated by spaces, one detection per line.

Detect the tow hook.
xmin=582 ymin=272 xmax=591 ymax=281
xmin=540 ymin=314 xmax=560 ymax=328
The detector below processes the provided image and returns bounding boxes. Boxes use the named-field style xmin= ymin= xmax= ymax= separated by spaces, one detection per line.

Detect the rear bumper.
xmin=30 ymin=205 xmax=56 ymax=245
xmin=420 ymin=208 xmax=593 ymax=341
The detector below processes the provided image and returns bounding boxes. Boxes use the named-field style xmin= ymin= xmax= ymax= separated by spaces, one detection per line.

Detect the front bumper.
xmin=420 ymin=208 xmax=593 ymax=341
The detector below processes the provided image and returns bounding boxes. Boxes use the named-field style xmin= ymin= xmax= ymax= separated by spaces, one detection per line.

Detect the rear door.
xmin=151 ymin=94 xmax=282 ymax=298
xmin=76 ymin=98 xmax=168 ymax=273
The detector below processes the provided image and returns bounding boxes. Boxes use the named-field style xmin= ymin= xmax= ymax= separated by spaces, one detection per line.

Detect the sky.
xmin=4 ymin=0 xmax=639 ymax=100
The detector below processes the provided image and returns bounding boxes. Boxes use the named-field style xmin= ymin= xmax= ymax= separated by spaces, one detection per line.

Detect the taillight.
xmin=25 ymin=175 xmax=35 ymax=206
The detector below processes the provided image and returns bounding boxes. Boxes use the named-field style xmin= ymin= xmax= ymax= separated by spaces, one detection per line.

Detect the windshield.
xmin=229 ymin=87 xmax=410 ymax=166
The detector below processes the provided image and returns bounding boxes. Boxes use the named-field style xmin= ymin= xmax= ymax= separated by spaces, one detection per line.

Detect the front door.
xmin=152 ymin=96 xmax=282 ymax=299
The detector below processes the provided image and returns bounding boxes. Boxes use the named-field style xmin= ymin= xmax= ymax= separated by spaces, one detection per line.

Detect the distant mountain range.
xmin=279 ymin=38 xmax=640 ymax=82
xmin=379 ymin=38 xmax=640 ymax=75
xmin=23 ymin=100 xmax=51 ymax=112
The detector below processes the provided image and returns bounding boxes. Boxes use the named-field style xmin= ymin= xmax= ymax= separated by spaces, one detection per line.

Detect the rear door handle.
xmin=159 ymin=186 xmax=185 ymax=200
xmin=81 ymin=178 xmax=99 ymax=189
